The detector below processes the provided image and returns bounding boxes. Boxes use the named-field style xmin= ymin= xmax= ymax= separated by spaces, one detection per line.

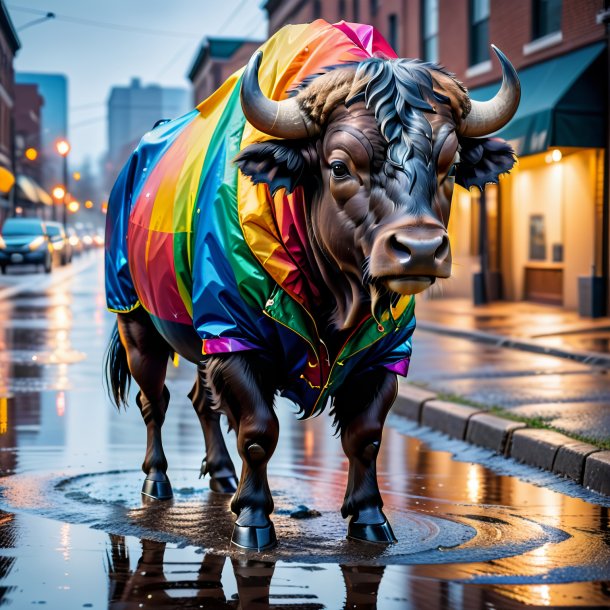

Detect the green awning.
xmin=469 ymin=42 xmax=606 ymax=156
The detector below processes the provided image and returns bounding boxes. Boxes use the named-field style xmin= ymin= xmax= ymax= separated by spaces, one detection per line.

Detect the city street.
xmin=0 ymin=252 xmax=608 ymax=608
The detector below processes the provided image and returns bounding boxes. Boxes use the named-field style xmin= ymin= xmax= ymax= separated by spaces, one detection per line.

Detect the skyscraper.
xmin=105 ymin=78 xmax=189 ymax=188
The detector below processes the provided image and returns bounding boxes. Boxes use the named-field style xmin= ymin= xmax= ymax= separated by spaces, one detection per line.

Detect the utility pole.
xmin=597 ymin=2 xmax=610 ymax=314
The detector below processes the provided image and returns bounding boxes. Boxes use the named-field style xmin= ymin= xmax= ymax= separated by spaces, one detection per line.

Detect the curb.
xmin=394 ymin=382 xmax=610 ymax=497
xmin=416 ymin=320 xmax=610 ymax=368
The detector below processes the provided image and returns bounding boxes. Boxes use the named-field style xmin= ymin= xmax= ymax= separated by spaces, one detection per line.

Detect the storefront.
xmin=444 ymin=42 xmax=607 ymax=311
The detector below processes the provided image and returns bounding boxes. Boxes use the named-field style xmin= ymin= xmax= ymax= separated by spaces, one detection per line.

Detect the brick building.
xmin=14 ymin=83 xmax=43 ymax=184
xmin=263 ymin=0 xmax=610 ymax=313
xmin=0 ymin=0 xmax=19 ymax=225
xmin=188 ymin=37 xmax=263 ymax=105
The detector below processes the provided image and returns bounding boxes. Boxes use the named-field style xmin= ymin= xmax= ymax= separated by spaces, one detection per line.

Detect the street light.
xmin=56 ymin=140 xmax=70 ymax=157
xmin=17 ymin=12 xmax=55 ymax=33
xmin=55 ymin=139 xmax=70 ymax=226
xmin=52 ymin=185 xmax=66 ymax=201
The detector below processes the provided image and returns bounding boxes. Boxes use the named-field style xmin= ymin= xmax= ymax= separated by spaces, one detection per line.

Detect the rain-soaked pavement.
xmin=0 ymin=252 xmax=609 ymax=609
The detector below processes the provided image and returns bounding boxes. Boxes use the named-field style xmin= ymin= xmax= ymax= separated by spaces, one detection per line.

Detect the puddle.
xmin=0 ymin=254 xmax=608 ymax=608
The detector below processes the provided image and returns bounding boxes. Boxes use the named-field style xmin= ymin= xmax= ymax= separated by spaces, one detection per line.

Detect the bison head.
xmin=236 ymin=48 xmax=519 ymax=329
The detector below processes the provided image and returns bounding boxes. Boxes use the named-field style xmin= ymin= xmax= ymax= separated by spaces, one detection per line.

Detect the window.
xmin=339 ymin=0 xmax=346 ymax=20
xmin=370 ymin=0 xmax=379 ymax=17
xmin=533 ymin=0 xmax=562 ymax=39
xmin=388 ymin=14 xmax=399 ymax=53
xmin=313 ymin=0 xmax=321 ymax=19
xmin=422 ymin=0 xmax=439 ymax=63
xmin=469 ymin=0 xmax=490 ymax=66
xmin=353 ymin=0 xmax=359 ymax=22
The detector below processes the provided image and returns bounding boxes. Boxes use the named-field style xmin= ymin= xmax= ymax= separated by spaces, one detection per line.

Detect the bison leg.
xmin=116 ymin=309 xmax=173 ymax=500
xmin=333 ymin=368 xmax=397 ymax=544
xmin=206 ymin=353 xmax=279 ymax=551
xmin=188 ymin=372 xmax=238 ymax=494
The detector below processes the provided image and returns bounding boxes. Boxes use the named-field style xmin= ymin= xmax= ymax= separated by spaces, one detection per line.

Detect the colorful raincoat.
xmin=105 ymin=20 xmax=416 ymax=417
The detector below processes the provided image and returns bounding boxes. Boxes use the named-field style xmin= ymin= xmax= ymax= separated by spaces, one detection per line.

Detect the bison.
xmin=105 ymin=20 xmax=519 ymax=551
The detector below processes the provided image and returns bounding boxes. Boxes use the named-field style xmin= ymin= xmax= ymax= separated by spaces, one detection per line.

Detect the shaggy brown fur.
xmin=294 ymin=61 xmax=471 ymax=132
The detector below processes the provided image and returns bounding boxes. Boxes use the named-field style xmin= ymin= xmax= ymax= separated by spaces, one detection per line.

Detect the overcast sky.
xmin=10 ymin=1 xmax=268 ymax=168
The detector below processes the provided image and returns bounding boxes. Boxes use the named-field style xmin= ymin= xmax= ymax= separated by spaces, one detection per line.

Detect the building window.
xmin=422 ymin=0 xmax=439 ymax=63
xmin=532 ymin=0 xmax=562 ymax=39
xmin=339 ymin=0 xmax=346 ymax=20
xmin=313 ymin=0 xmax=321 ymax=19
xmin=353 ymin=0 xmax=359 ymax=22
xmin=469 ymin=0 xmax=490 ymax=66
xmin=388 ymin=14 xmax=399 ymax=53
xmin=370 ymin=0 xmax=379 ymax=17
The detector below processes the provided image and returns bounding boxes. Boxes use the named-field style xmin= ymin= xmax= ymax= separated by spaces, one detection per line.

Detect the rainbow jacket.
xmin=105 ymin=20 xmax=416 ymax=417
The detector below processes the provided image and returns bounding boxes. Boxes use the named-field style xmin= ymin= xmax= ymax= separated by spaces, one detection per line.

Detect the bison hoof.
xmin=210 ymin=475 xmax=238 ymax=494
xmin=141 ymin=472 xmax=173 ymax=500
xmin=347 ymin=517 xmax=397 ymax=545
xmin=231 ymin=522 xmax=277 ymax=551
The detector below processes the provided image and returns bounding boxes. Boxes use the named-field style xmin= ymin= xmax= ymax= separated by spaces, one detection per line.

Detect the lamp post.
xmin=55 ymin=139 xmax=70 ymax=226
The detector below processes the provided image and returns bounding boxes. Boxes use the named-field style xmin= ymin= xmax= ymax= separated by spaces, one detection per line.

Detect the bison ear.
xmin=455 ymin=137 xmax=516 ymax=190
xmin=234 ymin=140 xmax=316 ymax=196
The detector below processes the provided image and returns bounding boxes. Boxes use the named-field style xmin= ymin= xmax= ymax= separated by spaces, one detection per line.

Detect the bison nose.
xmin=389 ymin=232 xmax=448 ymax=263
xmin=387 ymin=231 xmax=451 ymax=275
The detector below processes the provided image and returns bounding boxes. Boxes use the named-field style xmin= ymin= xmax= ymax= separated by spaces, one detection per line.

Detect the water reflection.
xmin=103 ymin=534 xmax=610 ymax=609
xmin=107 ymin=536 xmax=329 ymax=609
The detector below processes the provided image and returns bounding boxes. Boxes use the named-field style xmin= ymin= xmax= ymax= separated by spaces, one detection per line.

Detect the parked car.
xmin=75 ymin=222 xmax=94 ymax=251
xmin=0 ymin=217 xmax=58 ymax=274
xmin=93 ymin=227 xmax=104 ymax=247
xmin=66 ymin=227 xmax=83 ymax=256
xmin=45 ymin=221 xmax=72 ymax=265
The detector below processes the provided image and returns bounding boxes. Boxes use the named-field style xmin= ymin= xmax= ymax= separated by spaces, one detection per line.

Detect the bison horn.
xmin=460 ymin=46 xmax=520 ymax=138
xmin=240 ymin=51 xmax=317 ymax=139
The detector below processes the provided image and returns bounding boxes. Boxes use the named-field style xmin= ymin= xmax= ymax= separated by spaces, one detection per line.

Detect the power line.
xmin=9 ymin=4 xmax=202 ymax=39
xmin=70 ymin=115 xmax=107 ymax=130
xmin=70 ymin=102 xmax=105 ymax=112
xmin=216 ymin=0 xmax=251 ymax=34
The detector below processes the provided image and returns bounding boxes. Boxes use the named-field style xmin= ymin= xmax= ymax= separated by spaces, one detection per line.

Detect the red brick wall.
xmin=451 ymin=0 xmax=605 ymax=89
xmin=192 ymin=41 xmax=262 ymax=105
xmin=14 ymin=84 xmax=43 ymax=182
xmin=264 ymin=0 xmax=606 ymax=88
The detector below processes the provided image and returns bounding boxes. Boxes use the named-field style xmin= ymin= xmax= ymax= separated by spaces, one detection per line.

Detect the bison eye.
xmin=330 ymin=161 xmax=350 ymax=180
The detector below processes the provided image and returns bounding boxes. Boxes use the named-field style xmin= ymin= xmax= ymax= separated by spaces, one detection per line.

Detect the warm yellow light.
xmin=56 ymin=139 xmax=70 ymax=156
xmin=25 ymin=147 xmax=38 ymax=161
xmin=84 ymin=200 xmax=93 ymax=209
xmin=551 ymin=149 xmax=562 ymax=163
xmin=0 ymin=167 xmax=15 ymax=194
xmin=101 ymin=201 xmax=108 ymax=214
xmin=52 ymin=185 xmax=66 ymax=200
xmin=0 ymin=397 xmax=7 ymax=435
xmin=72 ymin=171 xmax=81 ymax=181
xmin=67 ymin=200 xmax=80 ymax=213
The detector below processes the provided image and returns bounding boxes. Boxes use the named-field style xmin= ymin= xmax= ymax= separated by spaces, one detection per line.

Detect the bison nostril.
xmin=389 ymin=234 xmax=412 ymax=259
xmin=435 ymin=235 xmax=450 ymax=261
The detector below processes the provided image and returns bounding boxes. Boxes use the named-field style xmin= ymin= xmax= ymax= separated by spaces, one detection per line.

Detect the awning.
xmin=468 ymin=42 xmax=606 ymax=156
xmin=15 ymin=174 xmax=53 ymax=206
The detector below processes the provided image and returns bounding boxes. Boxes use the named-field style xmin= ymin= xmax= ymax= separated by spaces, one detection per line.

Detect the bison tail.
xmin=104 ymin=321 xmax=131 ymax=410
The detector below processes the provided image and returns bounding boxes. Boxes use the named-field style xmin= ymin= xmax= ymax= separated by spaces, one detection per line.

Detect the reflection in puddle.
xmin=101 ymin=534 xmax=610 ymax=609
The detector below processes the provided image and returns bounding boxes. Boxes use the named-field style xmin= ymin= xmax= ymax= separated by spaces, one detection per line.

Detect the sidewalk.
xmin=396 ymin=297 xmax=610 ymax=496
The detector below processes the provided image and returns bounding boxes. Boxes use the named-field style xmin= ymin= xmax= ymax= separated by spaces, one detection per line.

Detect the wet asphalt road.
xmin=0 ymin=252 xmax=609 ymax=609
